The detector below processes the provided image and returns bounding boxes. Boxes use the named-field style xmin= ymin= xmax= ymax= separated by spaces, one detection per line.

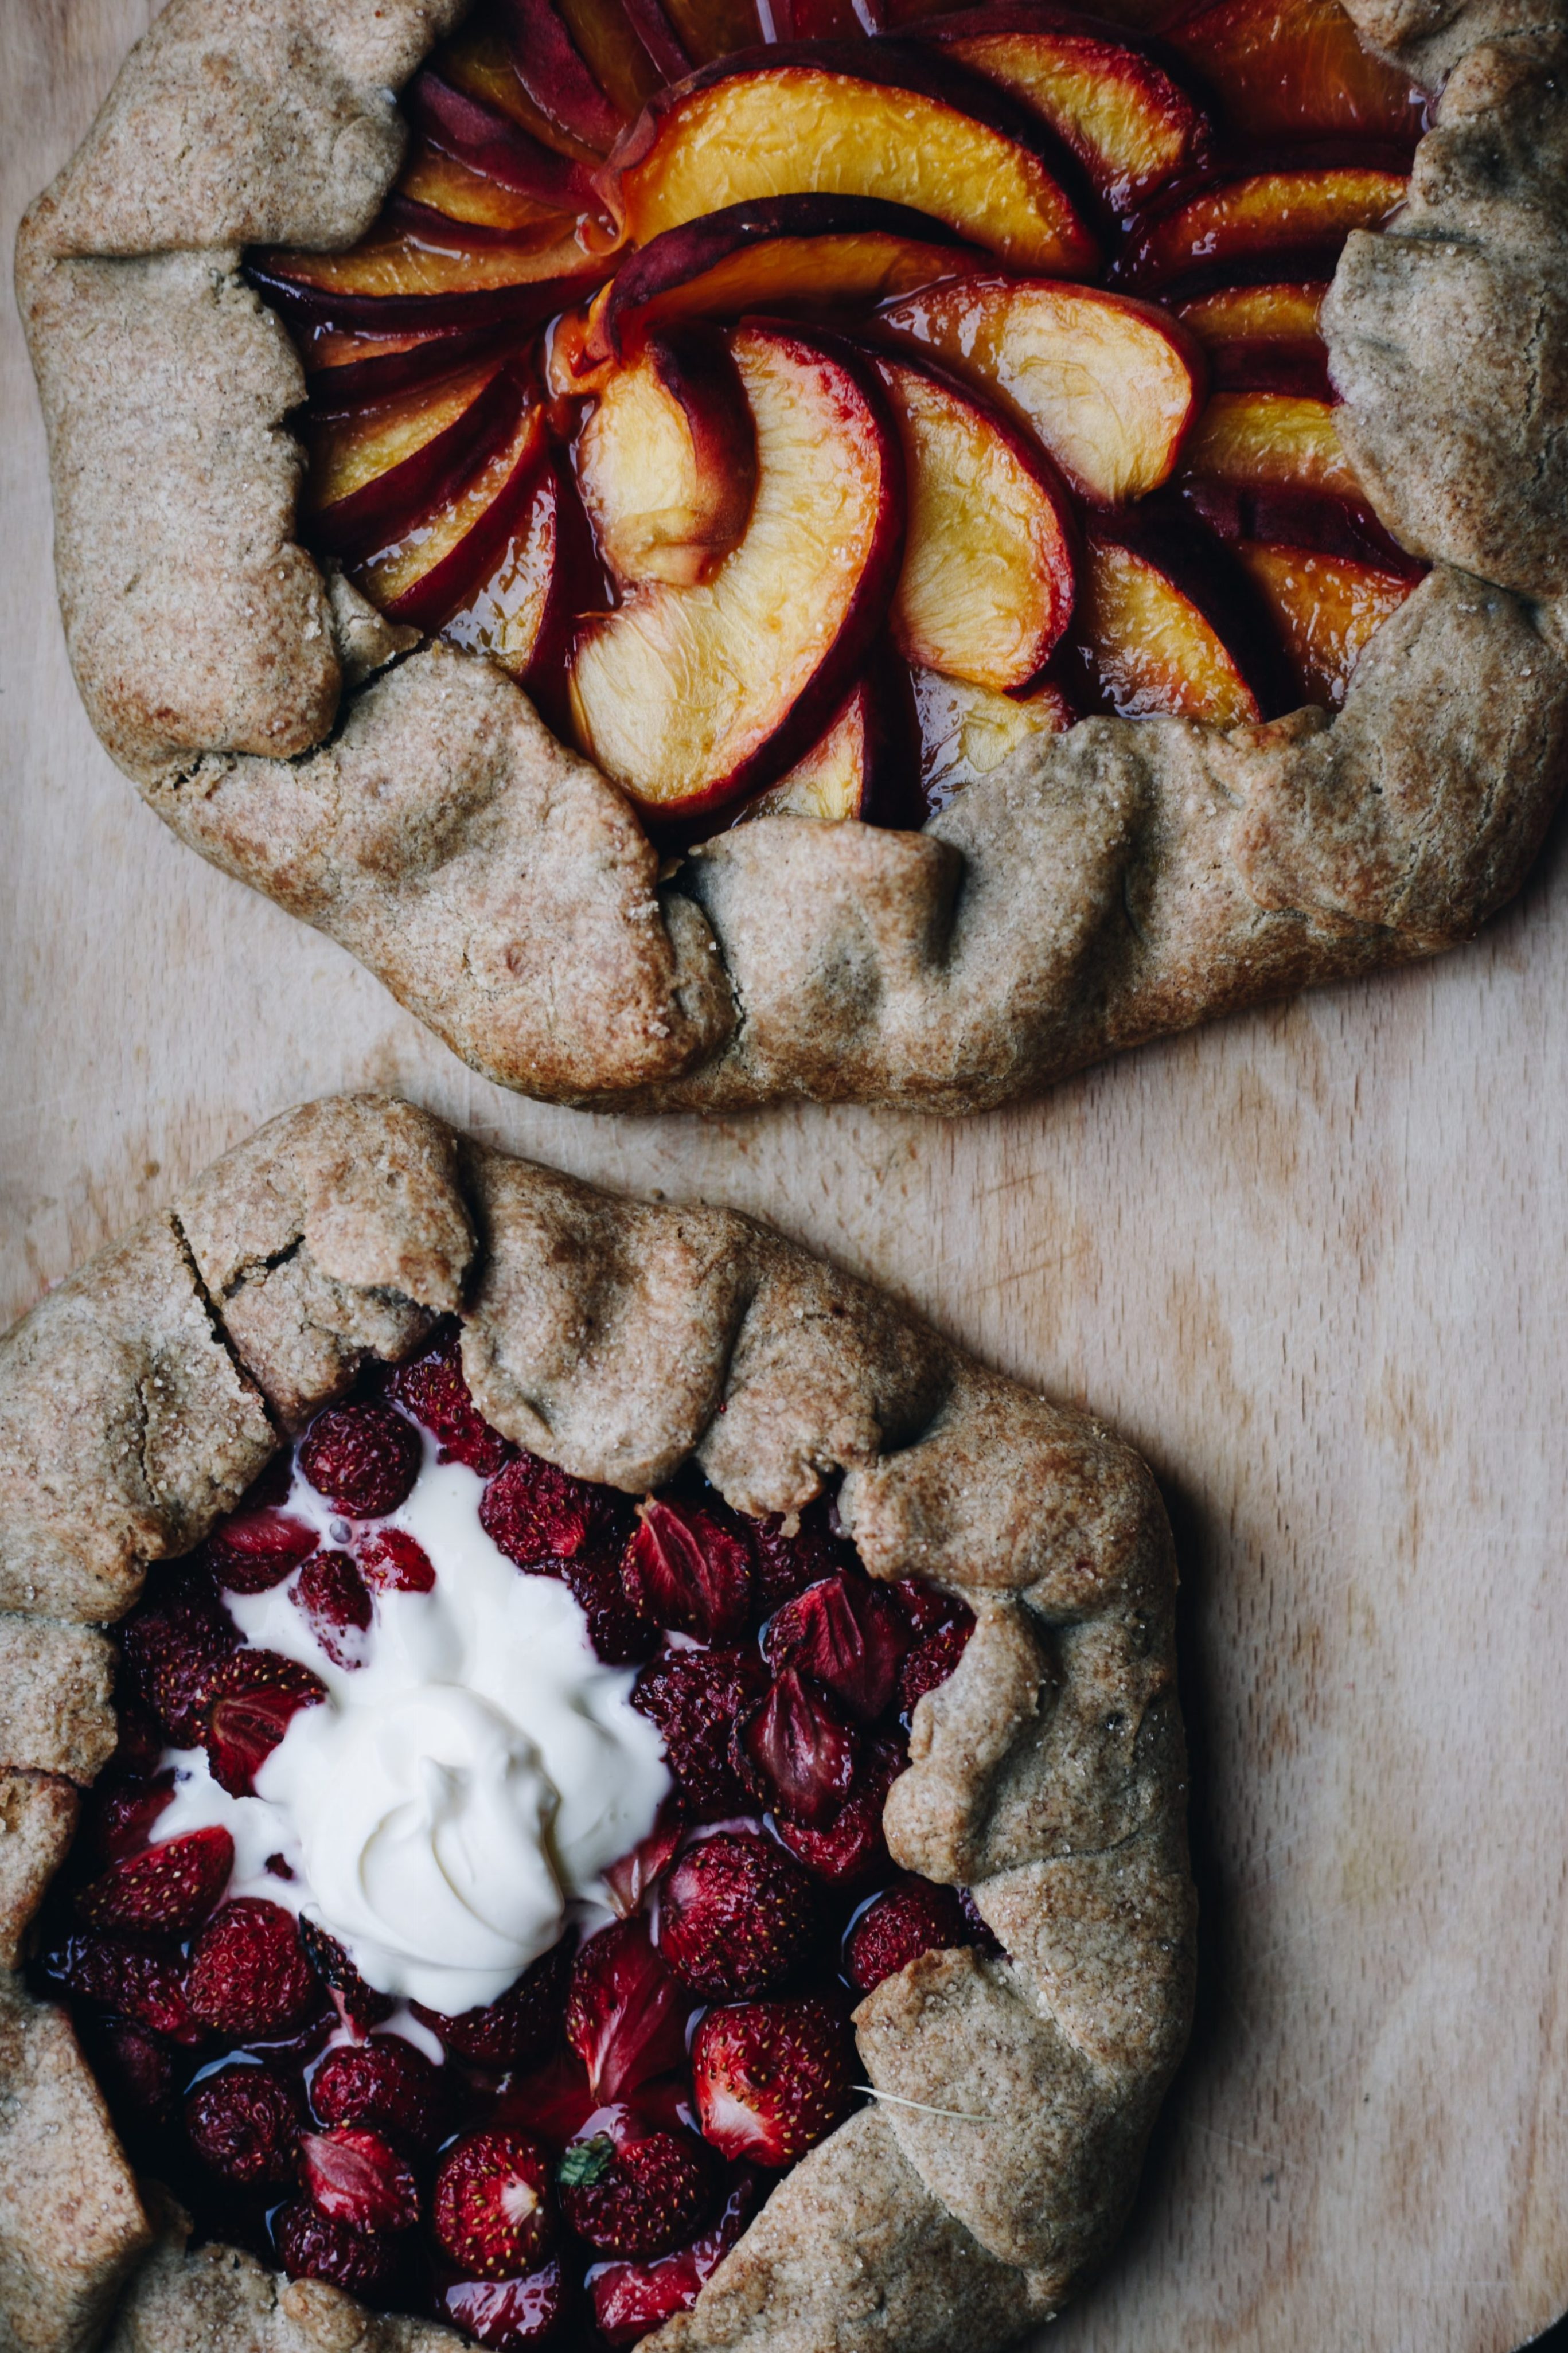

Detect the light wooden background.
xmin=5 ymin=5 xmax=1567 ymax=2348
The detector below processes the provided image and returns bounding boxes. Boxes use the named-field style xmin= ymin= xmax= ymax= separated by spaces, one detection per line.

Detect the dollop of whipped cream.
xmin=155 ymin=1428 xmax=669 ymax=2015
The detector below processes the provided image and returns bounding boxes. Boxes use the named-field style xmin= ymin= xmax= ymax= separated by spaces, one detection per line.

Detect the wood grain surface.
xmin=3 ymin=5 xmax=1567 ymax=2348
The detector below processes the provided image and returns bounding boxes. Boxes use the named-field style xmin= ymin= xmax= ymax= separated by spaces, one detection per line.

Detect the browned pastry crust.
xmin=15 ymin=0 xmax=1568 ymax=1111
xmin=0 ymin=1094 xmax=1193 ymax=2353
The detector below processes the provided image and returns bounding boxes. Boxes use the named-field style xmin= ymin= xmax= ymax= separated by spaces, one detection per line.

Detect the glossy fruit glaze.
xmin=247 ymin=0 xmax=1432 ymax=833
xmin=34 ymin=1321 xmax=982 ymax=2349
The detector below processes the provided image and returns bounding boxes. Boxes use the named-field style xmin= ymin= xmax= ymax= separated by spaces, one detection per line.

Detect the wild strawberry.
xmin=275 ymin=2196 xmax=403 ymax=2296
xmin=691 ymin=1997 xmax=854 ymax=2168
xmin=297 ymin=1918 xmax=393 ymax=2029
xmin=80 ymin=1771 xmax=174 ymax=1868
xmin=388 ymin=1321 xmax=513 ymax=1476
xmin=560 ymin=1548 xmax=657 ymax=1668
xmin=204 ymin=1649 xmax=327 ymax=1797
xmin=311 ymin=2036 xmax=446 ymax=2149
xmin=433 ymin=2129 xmax=555 ymax=2279
xmin=77 ymin=1824 xmax=233 ymax=1936
xmin=899 ymin=1617 xmax=974 ymax=1715
xmin=185 ymin=2061 xmax=300 ymax=2185
xmin=299 ymin=1402 xmax=422 ymax=1518
xmin=294 ymin=1550 xmax=373 ymax=1668
xmin=301 ymin=2126 xmax=420 ymax=2233
xmin=735 ymin=1669 xmax=857 ymax=1827
xmin=631 ymin=1648 xmax=767 ymax=1818
xmin=589 ymin=2169 xmax=758 ymax=2346
xmin=186 ymin=1898 xmax=319 ymax=2039
xmin=602 ymin=1808 xmax=684 ymax=1921
xmin=745 ymin=1500 xmax=849 ymax=1616
xmin=44 ymin=1930 xmax=204 ymax=2044
xmin=413 ymin=1934 xmax=571 ymax=2070
xmin=559 ymin=2124 xmax=715 ymax=2258
xmin=657 ymin=1832 xmax=816 ymax=2001
xmin=439 ymin=2260 xmax=567 ymax=2350
xmin=206 ymin=1504 xmax=318 ymax=1595
xmin=844 ymin=1879 xmax=974 ymax=1995
xmin=83 ymin=2015 xmax=176 ymax=2122
xmin=621 ymin=1497 xmax=752 ymax=1643
xmin=763 ymin=1574 xmax=910 ymax=1722
xmin=481 ymin=1451 xmax=629 ymax=1570
xmin=120 ymin=1566 xmax=239 ymax=1745
xmin=565 ymin=1921 xmax=688 ymax=2104
xmin=889 ymin=1575 xmax=968 ymax=1638
xmin=774 ymin=1734 xmax=904 ymax=1886
xmin=355 ymin=1528 xmax=436 ymax=1594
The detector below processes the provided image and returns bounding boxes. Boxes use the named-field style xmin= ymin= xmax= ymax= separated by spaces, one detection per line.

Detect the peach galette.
xmin=18 ymin=0 xmax=1568 ymax=1107
xmin=0 ymin=1096 xmax=1192 ymax=2353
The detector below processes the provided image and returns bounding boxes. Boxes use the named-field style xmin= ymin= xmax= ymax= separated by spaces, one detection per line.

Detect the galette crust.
xmin=0 ymin=1094 xmax=1194 ymax=2353
xmin=15 ymin=0 xmax=1568 ymax=1111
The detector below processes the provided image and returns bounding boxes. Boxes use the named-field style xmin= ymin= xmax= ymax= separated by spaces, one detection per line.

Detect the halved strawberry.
xmin=560 ymin=1548 xmax=659 ymax=1667
xmin=565 ymin=1919 xmax=688 ymax=2102
xmin=734 ymin=1669 xmax=858 ymax=1827
xmin=76 ymin=1824 xmax=233 ymax=1936
xmin=657 ymin=1831 xmax=816 ymax=2000
xmin=440 ymin=2260 xmax=569 ymax=2349
xmin=763 ymin=1574 xmax=910 ymax=1721
xmin=481 ymin=1450 xmax=631 ymax=1567
xmin=311 ymin=2036 xmax=447 ymax=2149
xmin=80 ymin=1770 xmax=174 ymax=1868
xmin=558 ymin=2122 xmax=715 ymax=2258
xmin=44 ymin=1930 xmax=205 ymax=2044
xmin=773 ymin=1731 xmax=904 ymax=1885
xmin=301 ymin=2127 xmax=421 ymax=2233
xmin=388 ymin=1320 xmax=514 ymax=1475
xmin=204 ymin=1650 xmax=329 ymax=1797
xmin=294 ymin=1550 xmax=374 ymax=1668
xmin=185 ymin=2062 xmax=301 ymax=2185
xmin=297 ymin=1918 xmax=395 ymax=2029
xmin=433 ymin=2129 xmax=555 ymax=2279
xmin=206 ymin=1505 xmax=319 ymax=1595
xmin=492 ymin=2047 xmax=599 ymax=2149
xmin=412 ymin=1933 xmax=571 ymax=2068
xmin=621 ymin=1496 xmax=752 ymax=1642
xmin=744 ymin=1500 xmax=850 ymax=1616
xmin=899 ymin=1617 xmax=974 ymax=1715
xmin=299 ymin=1402 xmax=423 ymax=1518
xmin=355 ymin=1528 xmax=438 ymax=1594
xmin=187 ymin=1897 xmax=321 ymax=2039
xmin=589 ymin=2169 xmax=759 ymax=2345
xmin=632 ymin=1647 xmax=767 ymax=1817
xmin=844 ymin=1876 xmax=974 ymax=1995
xmin=691 ymin=1996 xmax=855 ymax=2167
xmin=888 ymin=1574 xmax=969 ymax=1638
xmin=602 ymin=1805 xmax=684 ymax=1920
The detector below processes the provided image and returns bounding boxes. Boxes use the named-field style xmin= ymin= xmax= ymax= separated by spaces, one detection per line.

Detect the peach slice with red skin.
xmin=1235 ymin=540 xmax=1417 ymax=708
xmin=736 ymin=660 xmax=918 ymax=826
xmin=1177 ymin=389 xmax=1425 ymax=572
xmin=606 ymin=46 xmax=1099 ymax=275
xmin=1163 ymin=0 xmax=1429 ymax=146
xmin=301 ymin=323 xmax=518 ymax=415
xmin=872 ymin=349 xmax=1075 ymax=692
xmin=303 ymin=361 xmax=522 ymax=559
xmin=248 ymin=229 xmax=609 ymax=333
xmin=910 ymin=666 xmax=1073 ymax=814
xmin=879 ymin=272 xmax=1204 ymax=504
xmin=501 ymin=0 xmax=633 ymax=153
xmin=411 ymin=69 xmax=606 ymax=213
xmin=658 ymin=0 xmax=766 ymax=62
xmin=555 ymin=0 xmax=668 ymax=121
xmin=399 ymin=146 xmax=580 ymax=237
xmin=442 ymin=19 xmax=608 ymax=163
xmin=1174 ymin=279 xmax=1329 ymax=397
xmin=445 ymin=446 xmax=604 ymax=732
xmin=1071 ymin=518 xmax=1281 ymax=726
xmin=569 ymin=321 xmax=904 ymax=824
xmin=358 ymin=401 xmax=549 ymax=629
xmin=912 ymin=7 xmax=1213 ymax=210
xmin=1115 ymin=161 xmax=1409 ymax=292
xmin=576 ymin=324 xmax=758 ymax=586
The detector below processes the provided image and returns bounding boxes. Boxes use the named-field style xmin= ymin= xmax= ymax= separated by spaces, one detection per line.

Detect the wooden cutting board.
xmin=4 ymin=5 xmax=1567 ymax=2347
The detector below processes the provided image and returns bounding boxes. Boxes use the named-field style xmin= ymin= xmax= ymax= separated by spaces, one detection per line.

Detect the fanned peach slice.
xmin=583 ymin=195 xmax=984 ymax=366
xmin=569 ymin=322 xmax=904 ymax=822
xmin=737 ymin=672 xmax=906 ymax=824
xmin=358 ymin=403 xmax=550 ymax=629
xmin=1174 ymin=279 xmax=1329 ymax=396
xmin=1179 ymin=390 xmax=1360 ymax=502
xmin=1235 ymin=540 xmax=1416 ymax=708
xmin=445 ymin=450 xmax=603 ymax=728
xmin=411 ymin=69 xmax=606 ymax=211
xmin=301 ymin=323 xmax=513 ymax=415
xmin=778 ymin=0 xmax=886 ymax=34
xmin=1071 ymin=521 xmax=1274 ymax=726
xmin=249 ymin=228 xmax=608 ymax=331
xmin=658 ymin=0 xmax=766 ymax=63
xmin=577 ymin=326 xmax=757 ymax=586
xmin=501 ymin=0 xmax=630 ymax=154
xmin=303 ymin=363 xmax=522 ymax=559
xmin=910 ymin=666 xmax=1072 ymax=813
xmin=617 ymin=0 xmax=695 ymax=85
xmin=1116 ymin=163 xmax=1407 ymax=291
xmin=609 ymin=49 xmax=1099 ymax=274
xmin=442 ymin=20 xmax=607 ymax=161
xmin=914 ymin=8 xmax=1212 ymax=210
xmin=1165 ymin=0 xmax=1429 ymax=144
xmin=880 ymin=274 xmax=1203 ymax=504
xmin=872 ymin=350 xmax=1074 ymax=692
xmin=399 ymin=146 xmax=580 ymax=237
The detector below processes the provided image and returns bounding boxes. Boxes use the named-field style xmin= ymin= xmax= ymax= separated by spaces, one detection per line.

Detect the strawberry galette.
xmin=0 ymin=1096 xmax=1192 ymax=2353
xmin=17 ymin=0 xmax=1568 ymax=1110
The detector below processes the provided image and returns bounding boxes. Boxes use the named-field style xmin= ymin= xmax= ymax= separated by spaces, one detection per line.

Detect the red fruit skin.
xmin=104 ymin=1699 xmax=166 ymax=1782
xmin=206 ymin=1505 xmax=319 ymax=1595
xmin=439 ymin=2258 xmax=569 ymax=2349
xmin=588 ymin=2168 xmax=758 ymax=2345
xmin=413 ymin=1934 xmax=571 ymax=2069
xmin=559 ymin=2125 xmax=716 ymax=2258
xmin=565 ymin=1920 xmax=689 ymax=2104
xmin=844 ymin=1878 xmax=974 ymax=1994
xmin=310 ymin=2036 xmax=447 ymax=2151
xmin=204 ymin=1650 xmax=329 ymax=1797
xmin=276 ymin=2196 xmax=403 ymax=2296
xmin=356 ymin=1528 xmax=437 ymax=1594
xmin=691 ymin=1996 xmax=855 ymax=2168
xmin=560 ymin=1549 xmax=658 ymax=1668
xmin=763 ymin=1574 xmax=910 ymax=1721
xmin=46 ymin=1930 xmax=206 ymax=2045
xmin=493 ymin=2048 xmax=600 ymax=2151
xmin=388 ymin=1322 xmax=514 ymax=1475
xmin=631 ymin=1648 xmax=768 ymax=1818
xmin=658 ymin=1832 xmax=816 ymax=2001
xmin=185 ymin=2061 xmax=301 ymax=2185
xmin=81 ymin=1771 xmax=174 ymax=1868
xmin=602 ymin=1808 xmax=684 ymax=1921
xmin=889 ymin=1575 xmax=968 ymax=1637
xmin=621 ymin=1498 xmax=752 ymax=1642
xmin=481 ymin=1452 xmax=630 ymax=1569
xmin=734 ymin=1669 xmax=859 ymax=1828
xmin=84 ymin=2015 xmax=177 ymax=2122
xmin=120 ymin=1567 xmax=240 ymax=1745
xmin=296 ymin=1918 xmax=395 ymax=2029
xmin=77 ymin=1825 xmax=234 ymax=1936
xmin=299 ymin=1402 xmax=423 ymax=1517
xmin=773 ymin=1734 xmax=906 ymax=1886
xmin=301 ymin=2126 xmax=421 ymax=2232
xmin=744 ymin=1501 xmax=849 ymax=1616
xmin=898 ymin=1617 xmax=974 ymax=1715
xmin=295 ymin=1550 xmax=374 ymax=1668
xmin=187 ymin=1898 xmax=320 ymax=2039
xmin=434 ymin=2130 xmax=555 ymax=2280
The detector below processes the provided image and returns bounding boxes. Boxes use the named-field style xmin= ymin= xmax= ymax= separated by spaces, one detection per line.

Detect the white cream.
xmin=155 ymin=1427 xmax=669 ymax=2016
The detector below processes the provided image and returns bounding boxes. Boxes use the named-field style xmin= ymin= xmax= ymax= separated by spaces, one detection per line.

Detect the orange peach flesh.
xmin=1128 ymin=168 xmax=1407 ymax=287
xmin=1175 ymin=281 xmax=1325 ymax=348
xmin=1078 ymin=533 xmax=1260 ymax=728
xmin=910 ymin=668 xmax=1072 ymax=812
xmin=1179 ymin=391 xmax=1361 ymax=499
xmin=279 ymin=232 xmax=597 ymax=302
xmin=443 ymin=24 xmax=606 ymax=162
xmin=1165 ymin=0 xmax=1427 ymax=141
xmin=305 ymin=364 xmax=506 ymax=511
xmin=943 ymin=31 xmax=1204 ymax=205
xmin=576 ymin=343 xmax=755 ymax=586
xmin=1236 ymin=541 xmax=1415 ymax=707
xmin=442 ymin=460 xmax=564 ymax=674
xmin=742 ymin=689 xmax=872 ymax=821
xmin=359 ymin=406 xmax=546 ymax=608
xmin=400 ymin=147 xmax=575 ymax=235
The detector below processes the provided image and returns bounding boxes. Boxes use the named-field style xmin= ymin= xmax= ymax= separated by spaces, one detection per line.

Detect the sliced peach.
xmin=358 ymin=403 xmax=550 ymax=629
xmin=736 ymin=673 xmax=899 ymax=823
xmin=609 ymin=51 xmax=1099 ymax=274
xmin=442 ymin=21 xmax=607 ymax=162
xmin=445 ymin=450 xmax=603 ymax=731
xmin=301 ymin=323 xmax=512 ymax=415
xmin=569 ymin=322 xmax=904 ymax=821
xmin=657 ymin=0 xmax=766 ymax=63
xmin=916 ymin=10 xmax=1212 ymax=210
xmin=500 ymin=0 xmax=629 ymax=155
xmin=399 ymin=145 xmax=580 ymax=237
xmin=910 ymin=666 xmax=1072 ymax=813
xmin=1071 ymin=521 xmax=1276 ymax=726
xmin=872 ymin=350 xmax=1074 ymax=692
xmin=618 ymin=0 xmax=695 ymax=84
xmin=553 ymin=0 xmax=665 ymax=121
xmin=1165 ymin=0 xmax=1429 ymax=145
xmin=880 ymin=273 xmax=1203 ymax=504
xmin=584 ymin=194 xmax=985 ymax=366
xmin=249 ymin=229 xmax=610 ymax=332
xmin=303 ymin=363 xmax=522 ymax=559
xmin=1175 ymin=278 xmax=1329 ymax=396
xmin=777 ymin=0 xmax=885 ymax=33
xmin=576 ymin=325 xmax=757 ymax=586
xmin=1178 ymin=390 xmax=1361 ymax=501
xmin=1236 ymin=540 xmax=1417 ymax=708
xmin=410 ymin=69 xmax=605 ymax=212
xmin=1117 ymin=163 xmax=1407 ymax=291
